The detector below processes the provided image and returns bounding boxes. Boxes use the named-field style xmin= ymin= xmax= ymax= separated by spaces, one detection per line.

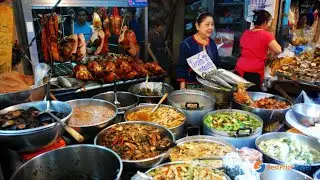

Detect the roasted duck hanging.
xmin=110 ymin=7 xmax=122 ymax=36
xmin=119 ymin=26 xmax=140 ymax=57
xmin=88 ymin=12 xmax=105 ymax=55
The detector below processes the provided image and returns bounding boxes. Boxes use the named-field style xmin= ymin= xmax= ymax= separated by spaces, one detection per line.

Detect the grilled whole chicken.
xmin=73 ymin=64 xmax=93 ymax=81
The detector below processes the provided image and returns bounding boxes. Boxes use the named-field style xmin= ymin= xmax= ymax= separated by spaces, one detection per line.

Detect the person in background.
xmin=127 ymin=8 xmax=143 ymax=44
xmin=176 ymin=12 xmax=221 ymax=90
xmin=234 ymin=10 xmax=282 ymax=91
xmin=148 ymin=19 xmax=171 ymax=83
xmin=74 ymin=8 xmax=92 ymax=42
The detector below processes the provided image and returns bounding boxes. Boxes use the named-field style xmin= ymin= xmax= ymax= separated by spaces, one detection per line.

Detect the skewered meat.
xmin=102 ymin=72 xmax=117 ymax=83
xmin=59 ymin=34 xmax=78 ymax=61
xmin=101 ymin=61 xmax=116 ymax=73
xmin=73 ymin=64 xmax=93 ymax=81
xmin=110 ymin=7 xmax=122 ymax=36
xmin=87 ymin=61 xmax=103 ymax=78
xmin=76 ymin=34 xmax=86 ymax=62
xmin=119 ymin=26 xmax=140 ymax=57
xmin=145 ymin=62 xmax=165 ymax=75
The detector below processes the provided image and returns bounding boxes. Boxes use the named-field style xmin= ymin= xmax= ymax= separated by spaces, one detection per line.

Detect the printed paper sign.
xmin=186 ymin=51 xmax=217 ymax=78
xmin=128 ymin=0 xmax=148 ymax=7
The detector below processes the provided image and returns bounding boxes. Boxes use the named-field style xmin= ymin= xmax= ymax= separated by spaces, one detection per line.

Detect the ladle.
xmin=37 ymin=101 xmax=84 ymax=143
xmin=150 ymin=93 xmax=168 ymax=114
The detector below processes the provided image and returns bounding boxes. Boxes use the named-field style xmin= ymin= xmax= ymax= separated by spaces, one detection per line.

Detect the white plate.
xmin=285 ymin=109 xmax=320 ymax=139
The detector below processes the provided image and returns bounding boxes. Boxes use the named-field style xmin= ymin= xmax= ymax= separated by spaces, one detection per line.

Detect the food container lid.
xmin=168 ymin=90 xmax=216 ymax=111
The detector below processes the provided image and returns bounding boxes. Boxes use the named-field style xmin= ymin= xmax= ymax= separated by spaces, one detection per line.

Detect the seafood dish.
xmin=258 ymin=138 xmax=320 ymax=164
xmin=147 ymin=163 xmax=227 ymax=180
xmin=68 ymin=105 xmax=115 ymax=126
xmin=270 ymin=52 xmax=320 ymax=83
xmin=203 ymin=112 xmax=262 ymax=134
xmin=169 ymin=141 xmax=233 ymax=168
xmin=126 ymin=106 xmax=185 ymax=129
xmin=233 ymin=84 xmax=290 ymax=109
xmin=202 ymin=68 xmax=253 ymax=89
xmin=97 ymin=124 xmax=172 ymax=160
xmin=0 ymin=107 xmax=66 ymax=130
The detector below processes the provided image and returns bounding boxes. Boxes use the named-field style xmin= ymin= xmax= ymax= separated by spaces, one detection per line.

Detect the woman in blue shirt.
xmin=176 ymin=12 xmax=221 ymax=89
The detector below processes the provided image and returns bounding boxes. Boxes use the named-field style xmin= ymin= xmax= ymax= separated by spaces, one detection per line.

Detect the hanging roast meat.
xmin=110 ymin=7 xmax=122 ymax=36
xmin=59 ymin=34 xmax=78 ymax=61
xmin=76 ymin=34 xmax=86 ymax=62
xmin=119 ymin=26 xmax=140 ymax=57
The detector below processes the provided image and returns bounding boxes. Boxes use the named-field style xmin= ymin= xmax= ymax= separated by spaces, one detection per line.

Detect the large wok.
xmin=10 ymin=145 xmax=123 ymax=180
xmin=233 ymin=92 xmax=292 ymax=124
xmin=0 ymin=83 xmax=48 ymax=110
xmin=0 ymin=101 xmax=72 ymax=152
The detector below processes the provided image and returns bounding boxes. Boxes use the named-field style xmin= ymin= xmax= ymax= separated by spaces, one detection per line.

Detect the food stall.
xmin=0 ymin=0 xmax=319 ymax=180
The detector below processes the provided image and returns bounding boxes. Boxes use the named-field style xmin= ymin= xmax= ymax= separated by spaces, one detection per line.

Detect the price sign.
xmin=186 ymin=51 xmax=217 ymax=78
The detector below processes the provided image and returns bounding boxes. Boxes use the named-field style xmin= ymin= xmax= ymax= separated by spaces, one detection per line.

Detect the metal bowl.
xmin=314 ymin=168 xmax=320 ymax=180
xmin=255 ymin=132 xmax=320 ymax=174
xmin=168 ymin=135 xmax=236 ymax=167
xmin=0 ymin=83 xmax=48 ymax=110
xmin=10 ymin=145 xmax=123 ymax=180
xmin=124 ymin=104 xmax=187 ymax=139
xmin=92 ymin=91 xmax=139 ymax=114
xmin=0 ymin=101 xmax=72 ymax=152
xmin=144 ymin=161 xmax=231 ymax=180
xmin=94 ymin=121 xmax=175 ymax=169
xmin=203 ymin=109 xmax=263 ymax=149
xmin=260 ymin=163 xmax=313 ymax=180
xmin=233 ymin=92 xmax=292 ymax=124
xmin=292 ymin=103 xmax=320 ymax=127
xmin=128 ymin=82 xmax=174 ymax=103
xmin=167 ymin=90 xmax=216 ymax=127
xmin=66 ymin=99 xmax=118 ymax=140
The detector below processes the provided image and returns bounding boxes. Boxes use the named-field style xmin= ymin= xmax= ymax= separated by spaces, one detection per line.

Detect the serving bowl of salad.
xmin=255 ymin=132 xmax=320 ymax=174
xmin=202 ymin=109 xmax=263 ymax=148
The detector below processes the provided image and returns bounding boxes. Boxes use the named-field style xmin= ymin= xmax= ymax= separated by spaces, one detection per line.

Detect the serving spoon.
xmin=37 ymin=101 xmax=84 ymax=143
xmin=151 ymin=93 xmax=169 ymax=114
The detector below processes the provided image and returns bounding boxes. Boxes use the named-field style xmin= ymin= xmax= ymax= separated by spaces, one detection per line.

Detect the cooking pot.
xmin=94 ymin=121 xmax=175 ymax=170
xmin=0 ymin=101 xmax=72 ymax=152
xmin=167 ymin=90 xmax=215 ymax=127
xmin=66 ymin=99 xmax=118 ymax=140
xmin=128 ymin=82 xmax=174 ymax=103
xmin=92 ymin=91 xmax=139 ymax=123
xmin=0 ymin=83 xmax=48 ymax=110
xmin=233 ymin=92 xmax=292 ymax=124
xmin=124 ymin=104 xmax=187 ymax=139
xmin=203 ymin=109 xmax=263 ymax=149
xmin=10 ymin=145 xmax=123 ymax=180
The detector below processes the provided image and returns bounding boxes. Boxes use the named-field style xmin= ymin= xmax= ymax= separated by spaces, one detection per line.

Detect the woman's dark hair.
xmin=196 ymin=12 xmax=214 ymax=25
xmin=252 ymin=10 xmax=271 ymax=26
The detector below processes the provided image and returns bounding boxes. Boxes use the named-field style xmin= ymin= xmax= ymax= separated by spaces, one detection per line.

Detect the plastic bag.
xmin=294 ymin=90 xmax=314 ymax=104
xmin=216 ymin=31 xmax=234 ymax=57
xmin=139 ymin=82 xmax=163 ymax=96
xmin=34 ymin=63 xmax=51 ymax=87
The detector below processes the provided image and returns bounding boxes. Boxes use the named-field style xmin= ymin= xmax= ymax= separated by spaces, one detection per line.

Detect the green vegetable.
xmin=204 ymin=112 xmax=262 ymax=133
